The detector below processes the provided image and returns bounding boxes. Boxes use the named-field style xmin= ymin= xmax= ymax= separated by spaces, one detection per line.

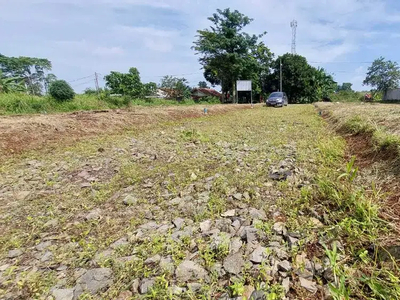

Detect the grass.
xmin=0 ymin=92 xmax=221 ymax=115
xmin=0 ymin=105 xmax=398 ymax=299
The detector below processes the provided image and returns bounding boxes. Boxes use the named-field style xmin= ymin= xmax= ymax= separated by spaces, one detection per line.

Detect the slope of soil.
xmin=0 ymin=104 xmax=249 ymax=157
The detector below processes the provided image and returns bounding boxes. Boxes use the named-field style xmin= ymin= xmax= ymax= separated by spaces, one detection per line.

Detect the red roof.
xmin=192 ymin=88 xmax=222 ymax=98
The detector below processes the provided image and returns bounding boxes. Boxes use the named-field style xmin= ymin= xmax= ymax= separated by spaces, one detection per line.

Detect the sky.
xmin=1 ymin=0 xmax=400 ymax=92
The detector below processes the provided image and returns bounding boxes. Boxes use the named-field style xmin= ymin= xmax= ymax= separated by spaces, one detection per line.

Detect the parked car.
xmin=266 ymin=92 xmax=288 ymax=107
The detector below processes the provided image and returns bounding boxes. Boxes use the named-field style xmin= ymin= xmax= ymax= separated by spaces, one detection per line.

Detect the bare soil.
xmin=0 ymin=104 xmax=250 ymax=157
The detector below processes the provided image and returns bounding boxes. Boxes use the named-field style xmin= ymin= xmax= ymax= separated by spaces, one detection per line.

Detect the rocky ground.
xmin=0 ymin=105 xmax=394 ymax=299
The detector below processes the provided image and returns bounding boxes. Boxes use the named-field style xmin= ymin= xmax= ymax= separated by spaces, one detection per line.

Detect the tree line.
xmin=1 ymin=8 xmax=399 ymax=103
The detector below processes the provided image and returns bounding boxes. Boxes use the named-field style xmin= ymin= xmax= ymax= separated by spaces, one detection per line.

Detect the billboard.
xmin=237 ymin=80 xmax=252 ymax=91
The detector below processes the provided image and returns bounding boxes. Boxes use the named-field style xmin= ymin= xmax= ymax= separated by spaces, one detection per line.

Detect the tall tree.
xmin=104 ymin=67 xmax=143 ymax=98
xmin=0 ymin=54 xmax=52 ymax=95
xmin=363 ymin=57 xmax=400 ymax=92
xmin=198 ymin=81 xmax=209 ymax=88
xmin=193 ymin=8 xmax=269 ymax=97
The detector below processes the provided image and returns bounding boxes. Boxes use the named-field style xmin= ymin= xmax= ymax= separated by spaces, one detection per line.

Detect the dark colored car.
xmin=266 ymin=92 xmax=288 ymax=107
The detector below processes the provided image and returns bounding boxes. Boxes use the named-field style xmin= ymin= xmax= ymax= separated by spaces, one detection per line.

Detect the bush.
xmin=49 ymin=80 xmax=75 ymax=102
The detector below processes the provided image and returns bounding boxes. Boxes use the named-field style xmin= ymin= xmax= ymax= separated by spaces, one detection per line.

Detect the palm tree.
xmin=0 ymin=71 xmax=26 ymax=93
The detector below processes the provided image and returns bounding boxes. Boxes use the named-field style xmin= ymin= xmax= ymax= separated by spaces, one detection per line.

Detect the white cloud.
xmin=93 ymin=46 xmax=125 ymax=56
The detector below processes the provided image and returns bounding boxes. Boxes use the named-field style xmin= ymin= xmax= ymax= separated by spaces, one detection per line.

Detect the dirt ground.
xmin=0 ymin=104 xmax=250 ymax=157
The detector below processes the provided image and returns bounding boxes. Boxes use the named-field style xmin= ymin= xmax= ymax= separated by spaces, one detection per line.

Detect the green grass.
xmin=0 ymin=93 xmax=221 ymax=115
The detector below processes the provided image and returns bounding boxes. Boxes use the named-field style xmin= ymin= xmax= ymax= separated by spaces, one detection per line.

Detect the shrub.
xmin=49 ymin=80 xmax=75 ymax=102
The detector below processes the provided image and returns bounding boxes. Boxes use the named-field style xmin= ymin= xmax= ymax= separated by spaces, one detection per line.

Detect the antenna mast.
xmin=290 ymin=20 xmax=297 ymax=54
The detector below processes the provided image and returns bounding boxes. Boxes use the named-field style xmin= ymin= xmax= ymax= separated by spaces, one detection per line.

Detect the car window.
xmin=269 ymin=92 xmax=283 ymax=97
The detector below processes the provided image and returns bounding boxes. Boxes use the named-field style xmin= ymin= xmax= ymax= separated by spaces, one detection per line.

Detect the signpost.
xmin=236 ymin=80 xmax=253 ymax=106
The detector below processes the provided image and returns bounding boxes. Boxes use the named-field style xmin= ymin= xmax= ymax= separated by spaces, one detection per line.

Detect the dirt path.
xmin=0 ymin=104 xmax=250 ymax=157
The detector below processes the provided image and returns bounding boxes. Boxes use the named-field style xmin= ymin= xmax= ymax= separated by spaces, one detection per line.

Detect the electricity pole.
xmin=94 ymin=72 xmax=100 ymax=93
xmin=280 ymin=59 xmax=283 ymax=92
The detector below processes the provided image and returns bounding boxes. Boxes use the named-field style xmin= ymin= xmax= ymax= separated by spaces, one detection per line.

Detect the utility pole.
xmin=94 ymin=72 xmax=100 ymax=93
xmin=280 ymin=59 xmax=283 ymax=92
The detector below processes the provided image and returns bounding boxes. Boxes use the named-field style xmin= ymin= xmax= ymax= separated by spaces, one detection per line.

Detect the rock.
xmin=230 ymin=238 xmax=243 ymax=254
xmin=123 ymin=195 xmax=138 ymax=206
xmin=287 ymin=236 xmax=299 ymax=248
xmin=215 ymin=219 xmax=232 ymax=233
xmin=223 ymin=252 xmax=245 ymax=275
xmin=200 ymin=220 xmax=212 ymax=233
xmin=221 ymin=209 xmax=236 ymax=217
xmin=282 ymin=277 xmax=290 ymax=294
xmin=0 ymin=264 xmax=10 ymax=271
xmin=176 ymin=260 xmax=208 ymax=282
xmin=40 ymin=251 xmax=53 ymax=262
xmin=157 ymin=224 xmax=172 ymax=233
xmin=144 ymin=254 xmax=161 ymax=265
xmin=187 ymin=282 xmax=202 ymax=293
xmin=85 ymin=209 xmax=102 ymax=221
xmin=242 ymin=227 xmax=258 ymax=244
xmin=323 ymin=268 xmax=335 ymax=282
xmin=314 ymin=262 xmax=324 ymax=276
xmin=52 ymin=288 xmax=75 ymax=300
xmin=243 ymin=285 xmax=255 ymax=299
xmin=44 ymin=219 xmax=59 ymax=228
xmin=190 ymin=173 xmax=198 ymax=181
xmin=116 ymin=290 xmax=133 ymax=300
xmin=73 ymin=268 xmax=113 ymax=298
xmin=35 ymin=241 xmax=52 ymax=251
xmin=130 ymin=278 xmax=140 ymax=294
xmin=170 ymin=285 xmax=186 ymax=295
xmin=7 ymin=249 xmax=23 ymax=258
xmin=139 ymin=278 xmax=155 ymax=294
xmin=233 ymin=193 xmax=243 ymax=200
xmin=249 ymin=208 xmax=266 ymax=220
xmin=15 ymin=191 xmax=31 ymax=201
xmin=250 ymin=246 xmax=268 ymax=263
xmin=278 ymin=260 xmax=292 ymax=272
xmin=295 ymin=268 xmax=313 ymax=280
xmin=299 ymin=277 xmax=318 ymax=294
xmin=110 ymin=237 xmax=128 ymax=249
xmin=94 ymin=250 xmax=114 ymax=263
xmin=160 ymin=256 xmax=175 ymax=273
xmin=323 ymin=284 xmax=334 ymax=300
xmin=272 ymin=222 xmax=286 ymax=236
xmin=309 ymin=217 xmax=323 ymax=228
xmin=249 ymin=290 xmax=266 ymax=300
xmin=210 ymin=262 xmax=226 ymax=278
xmin=232 ymin=219 xmax=241 ymax=231
xmin=173 ymin=218 xmax=185 ymax=230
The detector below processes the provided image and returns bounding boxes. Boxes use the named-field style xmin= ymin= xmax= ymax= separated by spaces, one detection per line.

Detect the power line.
xmin=72 ymin=80 xmax=95 ymax=87
xmin=68 ymin=74 xmax=95 ymax=83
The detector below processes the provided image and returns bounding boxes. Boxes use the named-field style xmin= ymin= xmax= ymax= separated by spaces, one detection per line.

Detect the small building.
xmin=192 ymin=88 xmax=222 ymax=101
xmin=383 ymin=88 xmax=400 ymax=101
xmin=145 ymin=89 xmax=169 ymax=99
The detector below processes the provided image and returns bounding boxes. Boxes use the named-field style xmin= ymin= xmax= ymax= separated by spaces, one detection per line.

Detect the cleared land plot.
xmin=0 ymin=105 xmax=398 ymax=299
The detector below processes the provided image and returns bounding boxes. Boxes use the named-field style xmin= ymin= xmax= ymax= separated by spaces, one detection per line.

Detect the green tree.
xmin=198 ymin=81 xmax=209 ymax=88
xmin=49 ymin=80 xmax=75 ymax=102
xmin=44 ymin=73 xmax=57 ymax=94
xmin=143 ymin=82 xmax=157 ymax=96
xmin=0 ymin=54 xmax=52 ymax=95
xmin=160 ymin=76 xmax=191 ymax=99
xmin=267 ymin=54 xmax=335 ymax=103
xmin=336 ymin=82 xmax=353 ymax=92
xmin=104 ymin=67 xmax=143 ymax=98
xmin=363 ymin=57 xmax=400 ymax=92
xmin=193 ymin=8 xmax=269 ymax=97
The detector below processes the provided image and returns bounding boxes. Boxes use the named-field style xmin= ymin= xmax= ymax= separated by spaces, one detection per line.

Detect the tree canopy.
xmin=198 ymin=81 xmax=209 ymax=88
xmin=104 ymin=68 xmax=143 ymax=98
xmin=363 ymin=57 xmax=400 ymax=92
xmin=336 ymin=82 xmax=353 ymax=92
xmin=160 ymin=76 xmax=191 ymax=99
xmin=0 ymin=54 xmax=52 ymax=95
xmin=193 ymin=8 xmax=272 ymax=97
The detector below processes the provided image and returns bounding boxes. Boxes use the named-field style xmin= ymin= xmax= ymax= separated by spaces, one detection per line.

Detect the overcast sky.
xmin=1 ymin=0 xmax=400 ymax=92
